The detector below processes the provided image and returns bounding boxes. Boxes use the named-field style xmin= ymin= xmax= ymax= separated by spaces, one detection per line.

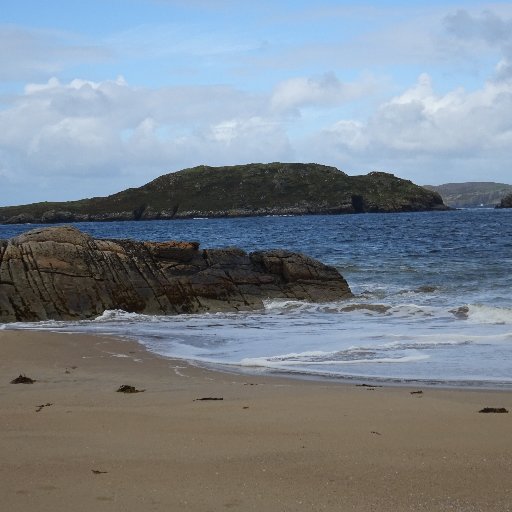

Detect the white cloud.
xmin=305 ymin=69 xmax=512 ymax=183
xmin=3 ymin=60 xmax=512 ymax=205
xmin=0 ymin=76 xmax=295 ymax=201
xmin=0 ymin=71 xmax=377 ymax=202
xmin=374 ymin=70 xmax=512 ymax=154
xmin=203 ymin=117 xmax=291 ymax=158
xmin=440 ymin=9 xmax=512 ymax=80
xmin=270 ymin=72 xmax=377 ymax=113
xmin=444 ymin=9 xmax=512 ymax=46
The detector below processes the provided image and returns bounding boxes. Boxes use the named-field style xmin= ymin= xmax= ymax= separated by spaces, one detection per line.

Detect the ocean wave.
xmin=263 ymin=299 xmax=392 ymax=315
xmin=263 ymin=299 xmax=442 ymax=319
xmin=343 ymin=337 xmax=474 ymax=355
xmin=5 ymin=319 xmax=71 ymax=330
xmin=381 ymin=339 xmax=472 ymax=350
xmin=240 ymin=353 xmax=429 ymax=367
xmin=93 ymin=309 xmax=153 ymax=322
xmin=451 ymin=304 xmax=512 ymax=324
xmin=397 ymin=285 xmax=440 ymax=295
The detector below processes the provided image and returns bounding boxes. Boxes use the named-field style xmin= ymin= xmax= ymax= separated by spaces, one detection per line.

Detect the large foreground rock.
xmin=0 ymin=226 xmax=352 ymax=323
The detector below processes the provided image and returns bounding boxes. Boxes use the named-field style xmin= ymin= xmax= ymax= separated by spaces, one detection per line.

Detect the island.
xmin=0 ymin=163 xmax=447 ymax=224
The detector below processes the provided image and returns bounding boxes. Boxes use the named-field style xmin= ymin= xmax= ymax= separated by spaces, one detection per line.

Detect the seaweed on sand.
xmin=116 ymin=384 xmax=145 ymax=393
xmin=479 ymin=407 xmax=508 ymax=414
xmin=11 ymin=374 xmax=35 ymax=384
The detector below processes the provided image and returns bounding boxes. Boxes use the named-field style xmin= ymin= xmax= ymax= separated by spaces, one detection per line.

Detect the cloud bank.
xmin=0 ymin=72 xmax=376 ymax=203
xmin=2 ymin=6 xmax=512 ymax=204
xmin=2 ymin=62 xmax=512 ymax=204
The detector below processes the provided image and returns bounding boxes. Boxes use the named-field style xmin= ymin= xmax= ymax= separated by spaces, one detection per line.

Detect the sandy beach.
xmin=1 ymin=330 xmax=512 ymax=511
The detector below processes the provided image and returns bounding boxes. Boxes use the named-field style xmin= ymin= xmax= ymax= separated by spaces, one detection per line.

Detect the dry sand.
xmin=1 ymin=329 xmax=512 ymax=511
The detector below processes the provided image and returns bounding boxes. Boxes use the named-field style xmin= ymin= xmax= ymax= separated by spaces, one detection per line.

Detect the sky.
xmin=1 ymin=0 xmax=512 ymax=205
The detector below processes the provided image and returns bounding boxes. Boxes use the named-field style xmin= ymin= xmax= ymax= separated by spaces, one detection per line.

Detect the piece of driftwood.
xmin=194 ymin=397 xmax=224 ymax=401
xmin=11 ymin=374 xmax=35 ymax=384
xmin=479 ymin=407 xmax=508 ymax=414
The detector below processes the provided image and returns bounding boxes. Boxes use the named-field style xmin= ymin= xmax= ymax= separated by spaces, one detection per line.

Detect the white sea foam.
xmin=240 ymin=354 xmax=429 ymax=368
xmin=465 ymin=304 xmax=512 ymax=325
xmin=5 ymin=298 xmax=512 ymax=385
xmin=381 ymin=338 xmax=473 ymax=349
xmin=93 ymin=309 xmax=152 ymax=322
xmin=6 ymin=319 xmax=68 ymax=330
xmin=263 ymin=299 xmax=445 ymax=319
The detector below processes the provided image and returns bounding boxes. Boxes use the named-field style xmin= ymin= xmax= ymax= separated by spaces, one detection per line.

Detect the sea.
xmin=2 ymin=208 xmax=512 ymax=388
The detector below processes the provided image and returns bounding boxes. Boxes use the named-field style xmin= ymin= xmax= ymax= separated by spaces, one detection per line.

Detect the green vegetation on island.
xmin=0 ymin=163 xmax=447 ymax=224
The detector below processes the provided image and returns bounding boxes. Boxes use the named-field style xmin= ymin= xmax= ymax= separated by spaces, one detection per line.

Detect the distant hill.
xmin=424 ymin=182 xmax=512 ymax=208
xmin=0 ymin=163 xmax=447 ymax=224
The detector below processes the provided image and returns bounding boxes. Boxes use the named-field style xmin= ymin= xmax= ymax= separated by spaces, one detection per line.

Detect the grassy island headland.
xmin=0 ymin=163 xmax=447 ymax=224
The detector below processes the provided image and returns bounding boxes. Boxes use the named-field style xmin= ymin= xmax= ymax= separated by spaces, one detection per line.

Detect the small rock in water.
xmin=450 ymin=305 xmax=469 ymax=319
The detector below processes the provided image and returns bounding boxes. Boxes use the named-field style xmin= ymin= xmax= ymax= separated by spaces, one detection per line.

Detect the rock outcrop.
xmin=496 ymin=193 xmax=512 ymax=209
xmin=0 ymin=163 xmax=448 ymax=224
xmin=0 ymin=226 xmax=352 ymax=323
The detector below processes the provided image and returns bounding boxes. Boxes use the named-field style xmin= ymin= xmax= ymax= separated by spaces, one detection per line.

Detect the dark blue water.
xmin=3 ymin=209 xmax=512 ymax=386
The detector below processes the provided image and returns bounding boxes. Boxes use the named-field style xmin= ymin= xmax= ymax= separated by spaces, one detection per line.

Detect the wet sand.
xmin=1 ymin=329 xmax=512 ymax=511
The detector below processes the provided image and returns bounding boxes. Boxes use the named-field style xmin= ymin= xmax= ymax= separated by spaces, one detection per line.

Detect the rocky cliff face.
xmin=0 ymin=163 xmax=448 ymax=224
xmin=496 ymin=193 xmax=512 ymax=209
xmin=0 ymin=226 xmax=352 ymax=323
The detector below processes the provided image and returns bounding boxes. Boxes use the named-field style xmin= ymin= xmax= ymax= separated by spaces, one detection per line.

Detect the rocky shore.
xmin=0 ymin=226 xmax=352 ymax=323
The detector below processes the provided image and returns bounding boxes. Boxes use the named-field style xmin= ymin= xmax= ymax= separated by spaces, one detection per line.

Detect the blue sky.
xmin=1 ymin=0 xmax=512 ymax=204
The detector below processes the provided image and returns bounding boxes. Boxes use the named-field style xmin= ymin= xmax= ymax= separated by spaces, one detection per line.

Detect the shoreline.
xmin=192 ymin=359 xmax=512 ymax=392
xmin=2 ymin=329 xmax=512 ymax=511
xmin=5 ymin=325 xmax=512 ymax=392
